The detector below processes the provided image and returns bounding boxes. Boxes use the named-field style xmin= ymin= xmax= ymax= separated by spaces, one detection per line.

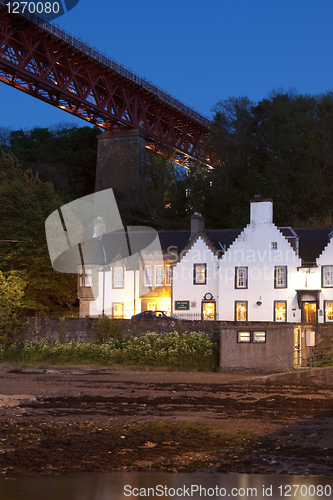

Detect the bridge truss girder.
xmin=0 ymin=7 xmax=211 ymax=168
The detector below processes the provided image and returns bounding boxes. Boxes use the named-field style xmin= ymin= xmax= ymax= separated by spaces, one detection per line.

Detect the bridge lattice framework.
xmin=0 ymin=4 xmax=211 ymax=169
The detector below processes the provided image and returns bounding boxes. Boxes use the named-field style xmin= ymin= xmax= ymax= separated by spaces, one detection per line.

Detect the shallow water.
xmin=0 ymin=472 xmax=332 ymax=500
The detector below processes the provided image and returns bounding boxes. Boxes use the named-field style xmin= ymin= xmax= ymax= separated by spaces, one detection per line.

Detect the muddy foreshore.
xmin=0 ymin=365 xmax=332 ymax=475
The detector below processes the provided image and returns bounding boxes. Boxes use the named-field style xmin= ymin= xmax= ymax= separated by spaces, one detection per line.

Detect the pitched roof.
xmin=292 ymin=227 xmax=333 ymax=264
xmin=157 ymin=229 xmax=242 ymax=255
xmin=61 ymin=224 xmax=333 ymax=269
xmin=158 ymin=226 xmax=333 ymax=265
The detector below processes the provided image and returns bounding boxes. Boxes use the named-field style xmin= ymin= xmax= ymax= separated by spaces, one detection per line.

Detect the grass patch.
xmin=0 ymin=332 xmax=219 ymax=371
xmin=311 ymin=353 xmax=333 ymax=367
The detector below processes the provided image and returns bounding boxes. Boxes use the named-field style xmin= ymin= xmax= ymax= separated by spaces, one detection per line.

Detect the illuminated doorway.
xmin=302 ymin=302 xmax=317 ymax=323
xmin=112 ymin=303 xmax=124 ymax=319
xmin=202 ymin=301 xmax=216 ymax=320
xmin=294 ymin=327 xmax=301 ymax=366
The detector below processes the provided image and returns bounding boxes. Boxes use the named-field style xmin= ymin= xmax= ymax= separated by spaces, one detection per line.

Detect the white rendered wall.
xmin=172 ymin=237 xmax=219 ymax=318
xmin=219 ymin=201 xmax=302 ymax=322
xmin=316 ymin=237 xmax=333 ymax=322
xmin=91 ymin=268 xmax=141 ymax=318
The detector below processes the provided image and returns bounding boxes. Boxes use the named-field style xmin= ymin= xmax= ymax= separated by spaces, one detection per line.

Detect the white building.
xmin=78 ymin=222 xmax=174 ymax=319
xmin=172 ymin=213 xmax=221 ymax=320
xmin=79 ymin=198 xmax=333 ymax=326
xmin=218 ymin=199 xmax=302 ymax=324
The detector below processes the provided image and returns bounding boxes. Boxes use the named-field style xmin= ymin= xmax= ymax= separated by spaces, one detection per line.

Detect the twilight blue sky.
xmin=1 ymin=0 xmax=333 ymax=130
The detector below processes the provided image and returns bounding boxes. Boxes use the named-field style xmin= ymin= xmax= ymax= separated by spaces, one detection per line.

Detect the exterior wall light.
xmin=256 ymin=298 xmax=262 ymax=306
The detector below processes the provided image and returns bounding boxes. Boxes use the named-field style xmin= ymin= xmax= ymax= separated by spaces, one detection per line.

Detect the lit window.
xmin=112 ymin=303 xmax=124 ymax=318
xmin=303 ymin=302 xmax=317 ymax=323
xmin=237 ymin=331 xmax=251 ymax=343
xmin=235 ymin=301 xmax=247 ymax=321
xmin=322 ymin=266 xmax=333 ymax=287
xmin=272 ymin=242 xmax=277 ymax=250
xmin=325 ymin=301 xmax=333 ymax=322
xmin=194 ymin=264 xmax=206 ymax=285
xmin=237 ymin=331 xmax=266 ymax=343
xmin=253 ymin=331 xmax=266 ymax=343
xmin=274 ymin=301 xmax=286 ymax=322
xmin=147 ymin=302 xmax=157 ymax=311
xmin=235 ymin=267 xmax=248 ymax=289
xmin=160 ymin=301 xmax=171 ymax=312
xmin=165 ymin=265 xmax=172 ymax=286
xmin=274 ymin=266 xmax=287 ymax=288
xmin=155 ymin=265 xmax=164 ymax=286
xmin=113 ymin=267 xmax=124 ymax=288
xmin=144 ymin=265 xmax=153 ymax=286
xmin=83 ymin=268 xmax=92 ymax=287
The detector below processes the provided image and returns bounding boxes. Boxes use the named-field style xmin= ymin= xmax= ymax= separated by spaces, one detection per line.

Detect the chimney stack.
xmin=250 ymin=198 xmax=273 ymax=225
xmin=93 ymin=217 xmax=106 ymax=237
xmin=191 ymin=212 xmax=204 ymax=237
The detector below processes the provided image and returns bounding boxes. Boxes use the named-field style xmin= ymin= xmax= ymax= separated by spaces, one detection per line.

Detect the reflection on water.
xmin=0 ymin=472 xmax=332 ymax=500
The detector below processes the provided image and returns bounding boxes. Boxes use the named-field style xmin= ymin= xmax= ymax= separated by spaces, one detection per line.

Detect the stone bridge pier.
xmin=95 ymin=129 xmax=147 ymax=193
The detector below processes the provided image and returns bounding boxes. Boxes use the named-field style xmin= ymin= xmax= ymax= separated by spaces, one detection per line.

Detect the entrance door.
xmin=302 ymin=302 xmax=317 ymax=323
xmin=202 ymin=301 xmax=216 ymax=320
xmin=294 ymin=327 xmax=301 ymax=366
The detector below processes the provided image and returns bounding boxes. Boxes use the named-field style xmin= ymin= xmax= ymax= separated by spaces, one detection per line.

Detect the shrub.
xmin=0 ymin=332 xmax=219 ymax=371
xmin=311 ymin=352 xmax=333 ymax=367
xmin=92 ymin=314 xmax=121 ymax=343
xmin=0 ymin=271 xmax=27 ymax=346
xmin=58 ymin=318 xmax=66 ymax=343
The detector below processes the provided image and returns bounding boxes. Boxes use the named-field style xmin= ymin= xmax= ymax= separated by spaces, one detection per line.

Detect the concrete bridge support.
xmin=95 ymin=129 xmax=147 ymax=193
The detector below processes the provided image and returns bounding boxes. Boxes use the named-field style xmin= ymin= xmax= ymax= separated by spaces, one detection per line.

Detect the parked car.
xmin=131 ymin=310 xmax=178 ymax=321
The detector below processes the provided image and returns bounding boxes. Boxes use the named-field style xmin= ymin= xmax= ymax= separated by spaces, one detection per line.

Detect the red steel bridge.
xmin=0 ymin=3 xmax=211 ymax=167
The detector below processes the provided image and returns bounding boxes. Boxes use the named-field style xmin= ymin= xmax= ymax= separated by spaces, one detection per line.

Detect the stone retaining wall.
xmin=12 ymin=318 xmax=333 ymax=358
xmin=255 ymin=366 xmax=333 ymax=386
xmin=14 ymin=317 xmax=221 ymax=344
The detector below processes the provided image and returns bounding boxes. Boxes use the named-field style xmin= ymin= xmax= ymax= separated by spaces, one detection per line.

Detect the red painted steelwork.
xmin=0 ymin=5 xmax=211 ymax=167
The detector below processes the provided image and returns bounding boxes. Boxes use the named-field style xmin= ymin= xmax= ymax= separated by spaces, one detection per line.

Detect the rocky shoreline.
xmin=0 ymin=366 xmax=332 ymax=475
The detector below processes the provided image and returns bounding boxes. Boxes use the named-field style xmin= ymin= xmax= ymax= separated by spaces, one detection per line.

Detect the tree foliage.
xmin=116 ymin=150 xmax=190 ymax=229
xmin=201 ymin=90 xmax=333 ymax=228
xmin=0 ymin=151 xmax=77 ymax=315
xmin=0 ymin=270 xmax=27 ymax=345
xmin=8 ymin=124 xmax=99 ymax=200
